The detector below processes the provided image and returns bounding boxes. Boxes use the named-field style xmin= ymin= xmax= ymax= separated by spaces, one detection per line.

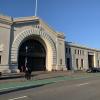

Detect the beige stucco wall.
xmin=66 ymin=43 xmax=100 ymax=71
xmin=0 ymin=23 xmax=11 ymax=72
xmin=56 ymin=38 xmax=66 ymax=70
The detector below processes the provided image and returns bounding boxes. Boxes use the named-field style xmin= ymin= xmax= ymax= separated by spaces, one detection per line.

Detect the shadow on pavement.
xmin=0 ymin=82 xmax=54 ymax=95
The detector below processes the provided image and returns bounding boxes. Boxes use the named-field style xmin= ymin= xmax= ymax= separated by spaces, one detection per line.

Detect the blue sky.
xmin=0 ymin=0 xmax=100 ymax=48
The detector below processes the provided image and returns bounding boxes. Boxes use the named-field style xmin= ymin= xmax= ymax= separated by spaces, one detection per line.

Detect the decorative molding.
xmin=10 ymin=27 xmax=57 ymax=66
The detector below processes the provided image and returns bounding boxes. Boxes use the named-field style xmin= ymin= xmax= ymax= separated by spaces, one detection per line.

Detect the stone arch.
xmin=10 ymin=28 xmax=57 ymax=71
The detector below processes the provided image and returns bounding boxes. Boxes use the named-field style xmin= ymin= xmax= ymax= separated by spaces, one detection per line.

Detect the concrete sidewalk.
xmin=0 ymin=71 xmax=76 ymax=80
xmin=0 ymin=71 xmax=72 ymax=94
xmin=0 ymin=71 xmax=72 ymax=84
xmin=0 ymin=71 xmax=100 ymax=94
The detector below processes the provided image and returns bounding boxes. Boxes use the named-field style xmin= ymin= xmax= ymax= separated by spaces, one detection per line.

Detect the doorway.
xmin=88 ymin=55 xmax=94 ymax=68
xmin=18 ymin=38 xmax=46 ymax=72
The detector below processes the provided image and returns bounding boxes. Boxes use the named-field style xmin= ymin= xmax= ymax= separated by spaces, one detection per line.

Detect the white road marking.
xmin=8 ymin=96 xmax=27 ymax=100
xmin=76 ymin=83 xmax=89 ymax=87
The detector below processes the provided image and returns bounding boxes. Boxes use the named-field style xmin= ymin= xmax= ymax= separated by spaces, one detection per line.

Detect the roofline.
xmin=13 ymin=16 xmax=39 ymax=24
xmin=39 ymin=18 xmax=65 ymax=38
xmin=66 ymin=41 xmax=100 ymax=52
xmin=0 ymin=14 xmax=13 ymax=25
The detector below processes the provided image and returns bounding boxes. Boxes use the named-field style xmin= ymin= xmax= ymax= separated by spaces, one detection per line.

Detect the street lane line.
xmin=76 ymin=83 xmax=89 ymax=87
xmin=8 ymin=96 xmax=27 ymax=100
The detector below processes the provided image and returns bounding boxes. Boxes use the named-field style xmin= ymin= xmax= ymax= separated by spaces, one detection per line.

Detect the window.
xmin=69 ymin=48 xmax=71 ymax=54
xmin=66 ymin=48 xmax=68 ymax=53
xmin=78 ymin=50 xmax=79 ymax=54
xmin=75 ymin=50 xmax=76 ymax=54
xmin=0 ymin=56 xmax=1 ymax=64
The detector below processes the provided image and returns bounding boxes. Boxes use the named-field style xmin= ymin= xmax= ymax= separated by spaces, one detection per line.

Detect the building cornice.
xmin=66 ymin=42 xmax=100 ymax=52
xmin=39 ymin=18 xmax=65 ymax=39
xmin=0 ymin=15 xmax=65 ymax=39
xmin=0 ymin=15 xmax=13 ymax=25
xmin=13 ymin=16 xmax=39 ymax=24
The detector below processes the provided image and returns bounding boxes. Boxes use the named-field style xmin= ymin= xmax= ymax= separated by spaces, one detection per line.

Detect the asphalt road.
xmin=0 ymin=76 xmax=100 ymax=100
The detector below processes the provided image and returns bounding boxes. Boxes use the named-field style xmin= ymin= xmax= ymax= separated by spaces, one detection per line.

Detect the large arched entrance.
xmin=11 ymin=28 xmax=57 ymax=72
xmin=18 ymin=37 xmax=46 ymax=72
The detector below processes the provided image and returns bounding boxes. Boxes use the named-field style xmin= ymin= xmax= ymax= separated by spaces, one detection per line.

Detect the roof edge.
xmin=66 ymin=41 xmax=100 ymax=52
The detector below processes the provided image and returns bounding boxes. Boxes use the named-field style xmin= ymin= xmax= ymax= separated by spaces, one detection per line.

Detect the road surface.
xmin=0 ymin=75 xmax=100 ymax=100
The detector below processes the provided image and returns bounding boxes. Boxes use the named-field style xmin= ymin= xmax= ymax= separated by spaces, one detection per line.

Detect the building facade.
xmin=0 ymin=15 xmax=66 ymax=73
xmin=0 ymin=15 xmax=100 ymax=73
xmin=65 ymin=42 xmax=100 ymax=71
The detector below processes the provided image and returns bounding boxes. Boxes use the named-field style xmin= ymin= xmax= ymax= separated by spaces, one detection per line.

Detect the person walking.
xmin=25 ymin=66 xmax=28 ymax=80
xmin=25 ymin=67 xmax=31 ymax=80
xmin=28 ymin=67 xmax=31 ymax=80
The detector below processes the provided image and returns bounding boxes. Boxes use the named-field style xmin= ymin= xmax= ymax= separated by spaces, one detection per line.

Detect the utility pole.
xmin=35 ymin=0 xmax=38 ymax=16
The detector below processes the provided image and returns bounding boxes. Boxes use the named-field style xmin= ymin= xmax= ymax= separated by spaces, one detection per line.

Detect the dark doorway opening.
xmin=76 ymin=59 xmax=78 ymax=69
xmin=88 ymin=55 xmax=94 ymax=68
xmin=18 ymin=38 xmax=46 ymax=72
xmin=67 ymin=58 xmax=71 ymax=70
xmin=81 ymin=59 xmax=83 ymax=69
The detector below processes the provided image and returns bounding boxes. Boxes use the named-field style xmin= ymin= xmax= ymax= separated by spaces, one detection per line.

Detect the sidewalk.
xmin=0 ymin=71 xmax=72 ymax=94
xmin=0 ymin=71 xmax=100 ymax=94
xmin=0 ymin=71 xmax=72 ymax=83
xmin=0 ymin=71 xmax=70 ymax=80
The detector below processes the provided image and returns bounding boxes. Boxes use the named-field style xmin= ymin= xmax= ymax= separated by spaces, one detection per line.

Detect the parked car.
xmin=86 ymin=67 xmax=100 ymax=73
